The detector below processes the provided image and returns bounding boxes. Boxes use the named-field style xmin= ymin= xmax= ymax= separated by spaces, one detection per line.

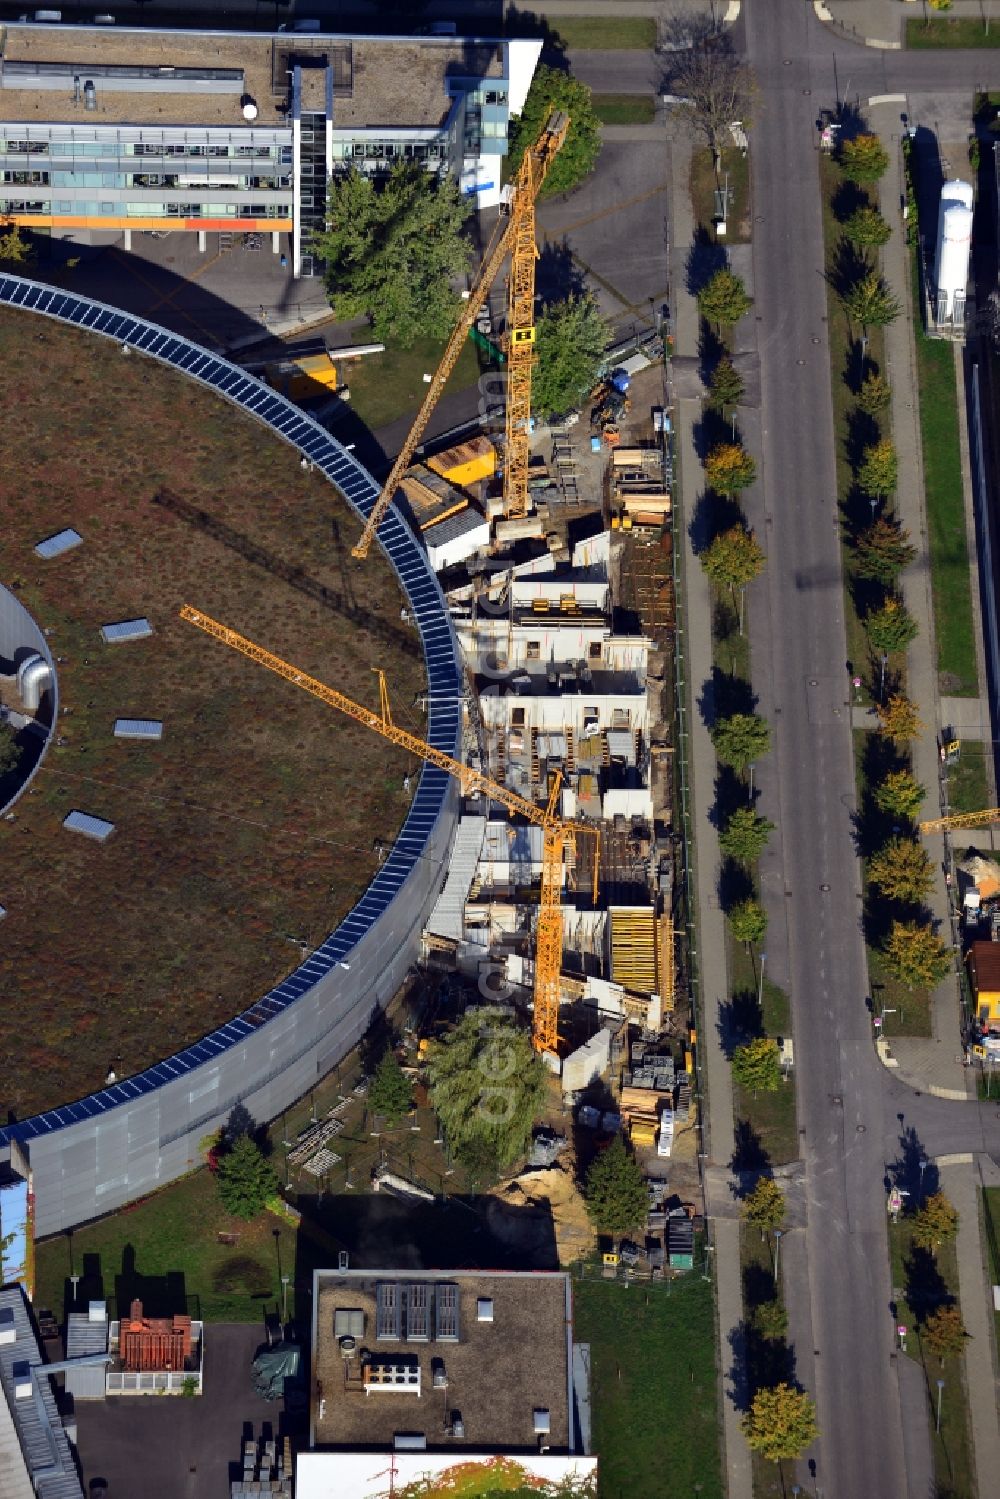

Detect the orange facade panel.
xmin=4 ymin=216 xmax=292 ymax=233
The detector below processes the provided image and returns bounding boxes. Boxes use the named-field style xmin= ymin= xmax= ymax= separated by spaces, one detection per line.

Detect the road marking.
xmin=109 ymin=248 xmax=217 ymax=348
xmin=935 ymin=1151 xmax=974 ymax=1164
xmin=148 ymin=244 xmax=227 ymax=312
xmin=868 ymin=94 xmax=907 ymax=107
xmin=724 ymin=0 xmax=741 ymax=21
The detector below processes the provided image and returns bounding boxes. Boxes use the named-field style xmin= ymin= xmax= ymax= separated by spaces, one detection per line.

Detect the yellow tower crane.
xmin=351 ymin=110 xmax=570 ymax=561
xmin=180 ymin=604 xmax=597 ymax=1054
xmin=920 ymin=807 xmax=1000 ymax=835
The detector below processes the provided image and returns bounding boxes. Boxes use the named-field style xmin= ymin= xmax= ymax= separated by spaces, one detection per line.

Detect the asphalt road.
xmin=733 ymin=6 xmax=1000 ymax=1497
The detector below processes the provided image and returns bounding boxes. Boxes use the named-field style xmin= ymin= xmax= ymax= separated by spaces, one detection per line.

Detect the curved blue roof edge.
xmin=0 ymin=274 xmax=462 ymax=1146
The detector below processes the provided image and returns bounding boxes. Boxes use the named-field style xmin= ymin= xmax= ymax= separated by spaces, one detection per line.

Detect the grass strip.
xmin=592 ymin=92 xmax=655 ymax=125
xmin=887 ymin=1214 xmax=976 ymax=1499
xmin=573 ymin=1274 xmax=723 ymax=1498
xmin=689 ymin=146 xmax=752 ymax=245
xmin=912 ymin=331 xmax=979 ymax=694
xmin=550 ymin=16 xmax=657 ymax=49
xmin=907 ymin=17 xmax=1000 ymax=48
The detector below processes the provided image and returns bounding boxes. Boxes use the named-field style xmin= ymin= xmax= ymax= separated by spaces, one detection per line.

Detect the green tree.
xmin=842 ymin=271 xmax=902 ymax=334
xmin=368 ymin=1048 xmax=414 ymax=1125
xmin=732 ymin=1037 xmax=781 ymax=1097
xmin=753 ymin=1298 xmax=789 ymax=1341
xmin=697 ymin=268 xmax=753 ymax=333
xmin=874 ymin=769 xmax=926 ymax=821
xmin=705 ymin=442 xmax=757 ymax=495
xmin=583 ymin=1135 xmax=649 ymax=1238
xmin=858 ymin=438 xmax=899 ymax=500
xmin=883 ymin=919 xmax=950 ymax=989
xmin=711 ymin=711 xmax=771 ymax=771
xmin=868 ymin=837 xmax=934 ymax=904
xmin=743 ymin=1383 xmax=819 ymax=1463
xmin=702 ymin=524 xmax=765 ymax=621
xmin=719 ymin=806 xmax=775 ymax=866
xmin=215 ymin=1134 xmax=279 ymax=1221
xmin=912 ymin=1191 xmax=959 ymax=1251
xmin=0 ymin=222 xmax=30 ymax=267
xmin=857 ymin=371 xmax=892 ymax=415
xmin=426 ymin=1007 xmax=546 ymax=1178
xmin=865 ymin=597 xmax=917 ymax=655
xmin=855 ymin=515 xmax=916 ymax=583
xmin=706 ymin=353 xmax=745 ymax=412
xmin=728 ymin=897 xmax=767 ymax=950
xmin=877 ymin=692 xmax=923 ymax=742
xmin=533 ymin=293 xmax=608 ymax=420
xmin=839 ymin=133 xmax=890 ymax=184
xmin=742 ymin=1177 xmax=786 ymax=1238
xmin=923 ymin=1303 xmax=966 ymax=1366
xmin=312 ymin=162 xmax=471 ymax=346
xmin=506 ymin=65 xmax=602 ymax=199
xmin=0 ymin=723 xmax=19 ymax=776
xmin=842 ymin=205 xmax=892 ymax=248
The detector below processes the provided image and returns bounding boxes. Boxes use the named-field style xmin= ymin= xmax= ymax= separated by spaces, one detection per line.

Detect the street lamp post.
xmin=936 ymin=1377 xmax=945 ymax=1433
xmin=919 ymin=1156 xmax=929 ymax=1202
xmin=281 ymin=1274 xmax=290 ymax=1324
xmin=758 ymin=950 xmax=767 ymax=1010
xmin=774 ymin=1229 xmax=783 ymax=1282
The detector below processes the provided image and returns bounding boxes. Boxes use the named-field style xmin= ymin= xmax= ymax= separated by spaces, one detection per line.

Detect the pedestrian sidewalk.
xmin=938 ymin=1158 xmax=1000 ymax=1493
xmin=820 ymin=0 xmax=998 ymax=50
xmin=668 ymin=131 xmax=753 ymax=1499
xmin=872 ymin=101 xmax=972 ymax=1101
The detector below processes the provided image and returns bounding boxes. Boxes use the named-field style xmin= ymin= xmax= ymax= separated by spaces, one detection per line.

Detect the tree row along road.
xmin=735 ymin=5 xmax=1000 ymax=1497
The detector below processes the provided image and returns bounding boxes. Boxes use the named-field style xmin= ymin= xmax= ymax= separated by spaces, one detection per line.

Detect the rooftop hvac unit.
xmin=339 ymin=1336 xmax=357 ymax=1358
xmin=84 ymin=80 xmax=97 ymax=110
xmin=451 ymin=1414 xmax=465 ymax=1438
xmin=242 ymin=97 xmax=259 ymax=121
xmin=432 ymin=1360 xmax=447 ymax=1389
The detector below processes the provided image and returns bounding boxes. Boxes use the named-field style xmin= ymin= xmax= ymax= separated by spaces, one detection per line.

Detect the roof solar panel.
xmin=405 ymin=1282 xmax=429 ymax=1342
xmin=35 ymin=527 xmax=82 ymax=559
xmin=376 ymin=1282 xmax=401 ymax=1341
xmin=63 ymin=809 xmax=115 ymax=842
xmin=434 ymin=1283 xmax=459 ymax=1342
xmin=113 ymin=718 xmax=163 ymax=740
xmin=100 ymin=617 xmax=152 ymax=644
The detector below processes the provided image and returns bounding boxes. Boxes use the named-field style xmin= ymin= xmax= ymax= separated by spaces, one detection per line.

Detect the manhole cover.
xmin=820 ymin=882 xmax=831 ymax=891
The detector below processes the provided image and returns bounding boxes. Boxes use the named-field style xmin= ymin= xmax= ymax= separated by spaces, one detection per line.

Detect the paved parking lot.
xmin=73 ymin=1323 xmax=299 ymax=1499
xmin=39 ymin=229 xmax=331 ymax=351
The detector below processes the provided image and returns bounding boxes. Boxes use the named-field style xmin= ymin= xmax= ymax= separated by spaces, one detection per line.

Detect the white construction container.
xmin=935 ymin=179 xmax=974 ymax=320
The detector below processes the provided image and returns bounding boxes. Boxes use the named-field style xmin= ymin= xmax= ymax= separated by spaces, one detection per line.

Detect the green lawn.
xmin=887 ymin=1214 xmax=975 ymax=1499
xmin=33 ymin=1169 xmax=307 ymax=1325
xmin=913 ymin=330 xmax=979 ymax=694
xmin=343 ymin=333 xmax=481 ymax=433
xmin=573 ymin=1274 xmax=723 ymax=1498
xmin=728 ymin=942 xmax=798 ymax=1164
xmin=690 ymin=146 xmax=752 ymax=245
xmin=983 ymin=1187 xmax=1000 ymax=1347
xmin=907 ymin=17 xmax=1000 ymax=48
xmin=551 ymin=16 xmax=657 ymax=50
xmin=945 ymin=740 xmax=990 ymax=815
xmin=592 ymin=92 xmax=655 ymax=126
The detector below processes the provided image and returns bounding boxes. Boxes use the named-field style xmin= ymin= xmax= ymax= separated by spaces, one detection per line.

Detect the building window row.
xmin=0 ymin=141 xmax=291 ymax=164
xmin=0 ymin=199 xmax=291 ymax=218
xmin=330 ymin=139 xmax=445 ymax=163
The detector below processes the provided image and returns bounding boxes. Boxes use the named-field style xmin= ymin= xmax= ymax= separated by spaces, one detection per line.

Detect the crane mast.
xmin=351 ymin=110 xmax=569 ymax=561
xmin=180 ymin=604 xmax=595 ymax=1053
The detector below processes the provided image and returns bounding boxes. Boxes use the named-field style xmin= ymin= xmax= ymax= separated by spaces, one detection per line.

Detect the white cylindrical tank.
xmin=935 ymin=179 xmax=974 ymax=318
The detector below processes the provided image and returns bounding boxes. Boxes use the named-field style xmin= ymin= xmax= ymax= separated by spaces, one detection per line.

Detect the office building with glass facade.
xmin=0 ymin=22 xmax=542 ymax=275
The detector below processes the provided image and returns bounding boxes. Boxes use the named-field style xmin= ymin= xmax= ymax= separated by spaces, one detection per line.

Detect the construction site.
xmin=342 ymin=108 xmax=697 ymax=1242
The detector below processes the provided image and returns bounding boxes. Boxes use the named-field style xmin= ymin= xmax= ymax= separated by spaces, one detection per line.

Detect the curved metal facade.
xmin=0 ymin=582 xmax=58 ymax=816
xmin=0 ymin=275 xmax=461 ymax=1237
